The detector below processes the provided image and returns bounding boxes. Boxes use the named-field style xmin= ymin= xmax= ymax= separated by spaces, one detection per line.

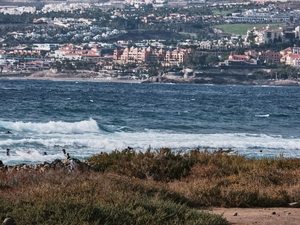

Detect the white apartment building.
xmin=246 ymin=25 xmax=284 ymax=44
xmin=32 ymin=44 xmax=58 ymax=51
xmin=0 ymin=6 xmax=36 ymax=15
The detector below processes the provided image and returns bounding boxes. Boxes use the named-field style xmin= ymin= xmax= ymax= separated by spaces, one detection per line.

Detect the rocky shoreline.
xmin=143 ymin=73 xmax=300 ymax=86
xmin=1 ymin=70 xmax=300 ymax=86
xmin=0 ymin=158 xmax=91 ymax=173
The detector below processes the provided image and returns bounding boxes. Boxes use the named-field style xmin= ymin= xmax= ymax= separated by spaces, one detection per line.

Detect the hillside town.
xmin=0 ymin=0 xmax=300 ymax=83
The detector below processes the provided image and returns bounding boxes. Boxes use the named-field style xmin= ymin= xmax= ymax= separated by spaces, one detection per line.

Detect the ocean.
xmin=1 ymin=79 xmax=300 ymax=165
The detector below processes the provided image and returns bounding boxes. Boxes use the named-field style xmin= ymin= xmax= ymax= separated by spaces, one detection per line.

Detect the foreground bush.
xmin=1 ymin=147 xmax=300 ymax=224
xmin=89 ymin=148 xmax=300 ymax=207
xmin=88 ymin=147 xmax=192 ymax=182
xmin=0 ymin=170 xmax=228 ymax=225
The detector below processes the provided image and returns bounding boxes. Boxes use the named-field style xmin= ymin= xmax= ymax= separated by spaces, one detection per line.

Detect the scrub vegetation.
xmin=1 ymin=147 xmax=300 ymax=224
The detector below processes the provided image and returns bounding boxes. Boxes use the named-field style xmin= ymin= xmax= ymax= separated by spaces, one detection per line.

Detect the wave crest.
xmin=255 ymin=114 xmax=270 ymax=117
xmin=0 ymin=118 xmax=99 ymax=134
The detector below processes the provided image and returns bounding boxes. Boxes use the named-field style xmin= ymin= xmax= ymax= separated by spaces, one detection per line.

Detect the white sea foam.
xmin=3 ymin=131 xmax=300 ymax=157
xmin=1 ymin=121 xmax=300 ymax=165
xmin=1 ymin=149 xmax=64 ymax=165
xmin=255 ymin=114 xmax=270 ymax=117
xmin=0 ymin=118 xmax=99 ymax=134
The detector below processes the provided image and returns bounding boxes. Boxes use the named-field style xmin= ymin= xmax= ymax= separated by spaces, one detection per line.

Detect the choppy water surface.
xmin=1 ymin=79 xmax=300 ymax=165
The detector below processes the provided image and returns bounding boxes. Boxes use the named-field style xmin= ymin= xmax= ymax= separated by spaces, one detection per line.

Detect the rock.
xmin=51 ymin=159 xmax=64 ymax=169
xmin=289 ymin=202 xmax=299 ymax=207
xmin=233 ymin=212 xmax=238 ymax=216
xmin=0 ymin=158 xmax=91 ymax=173
xmin=21 ymin=165 xmax=29 ymax=170
xmin=2 ymin=217 xmax=16 ymax=225
xmin=271 ymin=211 xmax=276 ymax=215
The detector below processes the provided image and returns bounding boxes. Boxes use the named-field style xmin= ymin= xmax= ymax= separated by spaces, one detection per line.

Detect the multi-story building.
xmin=222 ymin=52 xmax=259 ymax=67
xmin=259 ymin=50 xmax=282 ymax=64
xmin=246 ymin=25 xmax=284 ymax=44
xmin=245 ymin=50 xmax=258 ymax=58
xmin=113 ymin=46 xmax=190 ymax=66
xmin=226 ymin=9 xmax=290 ymax=24
xmin=148 ymin=48 xmax=165 ymax=63
xmin=163 ymin=48 xmax=190 ymax=66
xmin=32 ymin=44 xmax=58 ymax=51
xmin=294 ymin=26 xmax=300 ymax=39
xmin=280 ymin=46 xmax=300 ymax=66
xmin=54 ymin=45 xmax=101 ymax=61
xmin=114 ymin=46 xmax=151 ymax=64
xmin=5 ymin=49 xmax=42 ymax=63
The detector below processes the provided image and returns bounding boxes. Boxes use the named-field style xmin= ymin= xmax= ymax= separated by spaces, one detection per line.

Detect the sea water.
xmin=1 ymin=79 xmax=300 ymax=165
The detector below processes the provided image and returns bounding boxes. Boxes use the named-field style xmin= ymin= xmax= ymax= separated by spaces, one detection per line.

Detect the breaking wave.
xmin=0 ymin=118 xmax=99 ymax=134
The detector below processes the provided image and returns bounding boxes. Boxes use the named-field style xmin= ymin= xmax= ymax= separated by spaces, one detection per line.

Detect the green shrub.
xmin=88 ymin=148 xmax=194 ymax=182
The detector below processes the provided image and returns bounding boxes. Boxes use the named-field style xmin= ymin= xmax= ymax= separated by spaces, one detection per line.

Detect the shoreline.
xmin=0 ymin=71 xmax=142 ymax=83
xmin=1 ymin=70 xmax=300 ymax=86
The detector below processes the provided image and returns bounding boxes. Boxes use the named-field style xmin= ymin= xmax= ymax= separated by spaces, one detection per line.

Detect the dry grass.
xmin=89 ymin=148 xmax=300 ymax=207
xmin=1 ymin=148 xmax=300 ymax=224
xmin=0 ymin=168 xmax=227 ymax=224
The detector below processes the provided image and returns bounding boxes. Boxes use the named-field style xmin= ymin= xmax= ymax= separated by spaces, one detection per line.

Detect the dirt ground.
xmin=204 ymin=207 xmax=300 ymax=225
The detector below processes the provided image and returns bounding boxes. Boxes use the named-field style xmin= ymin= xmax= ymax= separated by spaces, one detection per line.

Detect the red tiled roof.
xmin=288 ymin=54 xmax=300 ymax=59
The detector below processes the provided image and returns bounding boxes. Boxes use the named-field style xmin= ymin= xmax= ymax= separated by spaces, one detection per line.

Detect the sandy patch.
xmin=203 ymin=207 xmax=300 ymax=225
